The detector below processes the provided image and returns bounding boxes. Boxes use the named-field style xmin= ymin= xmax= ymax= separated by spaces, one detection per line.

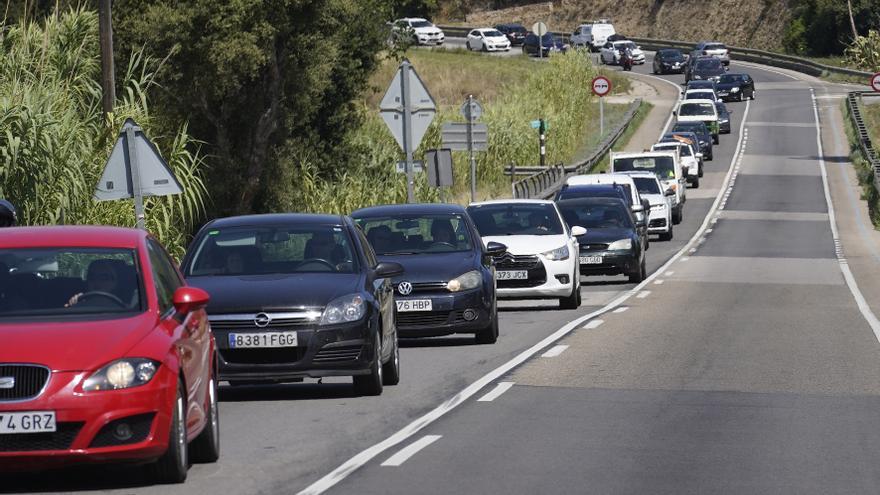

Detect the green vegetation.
xmin=289 ymin=49 xmax=635 ymax=212
xmin=0 ymin=8 xmax=207 ymax=257
xmin=844 ymin=100 xmax=880 ymax=227
xmin=784 ymin=0 xmax=880 ymax=56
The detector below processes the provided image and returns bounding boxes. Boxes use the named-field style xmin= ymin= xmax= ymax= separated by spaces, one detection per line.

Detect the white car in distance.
xmin=467 ymin=200 xmax=586 ymax=309
xmin=600 ymin=40 xmax=645 ymax=65
xmin=466 ymin=28 xmax=511 ymax=52
xmin=391 ymin=18 xmax=445 ymax=46
xmin=615 ymin=171 xmax=675 ymax=241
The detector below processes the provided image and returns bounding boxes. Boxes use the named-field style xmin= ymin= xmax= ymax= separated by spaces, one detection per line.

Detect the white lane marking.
xmin=612 ymin=306 xmax=629 ymax=314
xmin=541 ymin=345 xmax=570 ymax=358
xmin=654 ymin=279 xmax=665 ymax=285
xmin=811 ymin=90 xmax=880 ymax=343
xmin=680 ymin=257 xmax=689 ymax=262
xmin=665 ymin=271 xmax=675 ymax=276
xmin=636 ymin=290 xmax=651 ymax=299
xmin=381 ymin=435 xmax=442 ymax=467
xmin=296 ymin=85 xmax=753 ymax=495
xmin=476 ymin=381 xmax=515 ymax=401
xmin=583 ymin=319 xmax=605 ymax=329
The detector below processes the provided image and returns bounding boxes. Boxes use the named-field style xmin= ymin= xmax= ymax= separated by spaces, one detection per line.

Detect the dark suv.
xmin=495 ymin=23 xmax=527 ymax=45
xmin=522 ymin=32 xmax=567 ymax=57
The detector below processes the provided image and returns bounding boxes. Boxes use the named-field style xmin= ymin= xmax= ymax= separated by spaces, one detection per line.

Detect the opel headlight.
xmin=83 ymin=358 xmax=159 ymax=391
xmin=447 ymin=270 xmax=482 ymax=292
xmin=321 ymin=293 xmax=366 ymax=325
xmin=608 ymin=239 xmax=633 ymax=251
xmin=542 ymin=245 xmax=570 ymax=261
xmin=731 ymin=87 xmax=740 ymax=93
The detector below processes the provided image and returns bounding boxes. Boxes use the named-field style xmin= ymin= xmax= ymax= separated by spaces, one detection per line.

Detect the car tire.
xmin=659 ymin=224 xmax=673 ymax=241
xmin=628 ymin=258 xmax=646 ymax=283
xmin=691 ymin=176 xmax=700 ymax=188
xmin=559 ymin=277 xmax=581 ymax=309
xmin=148 ymin=379 xmax=188 ymax=484
xmin=712 ymin=134 xmax=719 ymax=145
xmin=672 ymin=206 xmax=683 ymax=225
xmin=381 ymin=334 xmax=400 ymax=386
xmin=466 ymin=41 xmax=471 ymax=51
xmin=190 ymin=374 xmax=220 ymax=463
xmin=475 ymin=308 xmax=499 ymax=344
xmin=750 ymin=90 xmax=756 ymax=101
xmin=698 ymin=163 xmax=704 ymax=177
xmin=707 ymin=150 xmax=713 ymax=161
xmin=353 ymin=337 xmax=383 ymax=396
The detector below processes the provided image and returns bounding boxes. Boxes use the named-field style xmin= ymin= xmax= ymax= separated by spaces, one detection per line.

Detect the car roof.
xmin=496 ymin=23 xmax=524 ymax=27
xmin=680 ymin=98 xmax=716 ymax=105
xmin=206 ymin=213 xmax=347 ymax=229
xmin=476 ymin=27 xmax=501 ymax=33
xmin=611 ymin=151 xmax=676 ymax=159
xmin=352 ymin=203 xmax=467 ymax=217
xmin=566 ymin=173 xmax=636 ymax=186
xmin=557 ymin=196 xmax=629 ymax=207
xmin=400 ymin=17 xmax=428 ymax=22
xmin=0 ymin=225 xmax=145 ymax=249
xmin=469 ymin=199 xmax=554 ymax=207
xmin=615 ymin=170 xmax=661 ymax=180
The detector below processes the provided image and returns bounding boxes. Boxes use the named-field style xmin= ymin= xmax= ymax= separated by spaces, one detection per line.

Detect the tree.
xmin=113 ymin=0 xmax=397 ymax=217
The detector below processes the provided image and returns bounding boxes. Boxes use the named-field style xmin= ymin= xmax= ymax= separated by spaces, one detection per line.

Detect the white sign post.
xmin=872 ymin=72 xmax=880 ymax=92
xmin=380 ymin=60 xmax=437 ymax=203
xmin=532 ymin=21 xmax=548 ymax=61
xmin=461 ymin=95 xmax=483 ymax=202
xmin=94 ymin=118 xmax=183 ymax=229
xmin=591 ymin=76 xmax=612 ymax=137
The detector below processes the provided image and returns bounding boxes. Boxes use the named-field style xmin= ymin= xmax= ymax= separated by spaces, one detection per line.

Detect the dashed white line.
xmin=664 ymin=271 xmax=675 ymax=276
xmin=636 ymin=290 xmax=651 ymax=299
xmin=583 ymin=319 xmax=605 ymax=329
xmin=612 ymin=306 xmax=629 ymax=314
xmin=541 ymin=345 xmax=570 ymax=358
xmin=680 ymin=257 xmax=689 ymax=262
xmin=476 ymin=381 xmax=515 ymax=402
xmin=381 ymin=435 xmax=442 ymax=467
xmin=654 ymin=279 xmax=665 ymax=285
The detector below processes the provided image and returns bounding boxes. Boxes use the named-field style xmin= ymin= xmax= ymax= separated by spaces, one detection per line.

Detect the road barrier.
xmin=847 ymin=91 xmax=880 ymax=192
xmin=508 ymin=98 xmax=643 ymax=199
xmin=438 ymin=26 xmax=873 ymax=81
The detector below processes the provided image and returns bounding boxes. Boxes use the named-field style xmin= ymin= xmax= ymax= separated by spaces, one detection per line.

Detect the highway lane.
xmin=331 ymin=63 xmax=880 ymax=493
xmin=2 ymin=56 xmax=787 ymax=494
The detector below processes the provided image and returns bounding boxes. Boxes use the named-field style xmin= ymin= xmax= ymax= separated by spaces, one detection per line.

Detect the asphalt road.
xmin=5 ymin=53 xmax=872 ymax=495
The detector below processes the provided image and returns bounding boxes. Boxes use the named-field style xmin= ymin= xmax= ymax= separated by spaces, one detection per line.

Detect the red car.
xmin=0 ymin=226 xmax=218 ymax=483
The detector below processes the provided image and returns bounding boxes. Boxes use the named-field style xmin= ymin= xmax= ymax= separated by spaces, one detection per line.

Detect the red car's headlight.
xmin=83 ymin=358 xmax=160 ymax=391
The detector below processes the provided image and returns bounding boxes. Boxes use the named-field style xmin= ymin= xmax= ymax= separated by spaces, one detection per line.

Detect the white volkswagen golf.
xmin=467 ymin=200 xmax=586 ymax=309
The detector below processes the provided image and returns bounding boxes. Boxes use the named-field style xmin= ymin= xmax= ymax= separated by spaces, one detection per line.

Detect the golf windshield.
xmin=484 ymin=30 xmax=504 ymax=37
xmin=356 ymin=215 xmax=473 ymax=255
xmin=679 ymin=102 xmax=716 ymax=117
xmin=695 ymin=58 xmax=723 ymax=70
xmin=557 ymin=201 xmax=634 ymax=230
xmin=613 ymin=156 xmax=676 ymax=180
xmin=632 ymin=177 xmax=661 ymax=195
xmin=468 ymin=203 xmax=564 ymax=236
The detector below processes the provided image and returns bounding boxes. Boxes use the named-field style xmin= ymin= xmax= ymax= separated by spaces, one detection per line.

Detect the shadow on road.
xmin=0 ymin=464 xmax=155 ymax=493
xmin=399 ymin=336 xmax=477 ymax=348
xmin=218 ymin=382 xmax=359 ymax=402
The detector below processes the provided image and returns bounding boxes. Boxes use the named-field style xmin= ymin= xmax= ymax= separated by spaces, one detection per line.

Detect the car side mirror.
xmin=636 ymin=218 xmax=647 ymax=229
xmin=571 ymin=226 xmax=587 ymax=237
xmin=173 ymin=286 xmax=210 ymax=315
xmin=696 ymin=152 xmax=704 ymax=159
xmin=672 ymin=110 xmax=677 ymax=116
xmin=665 ymin=188 xmax=675 ymax=197
xmin=485 ymin=241 xmax=507 ymax=256
xmin=375 ymin=261 xmax=404 ymax=279
xmin=631 ymin=204 xmax=645 ymax=213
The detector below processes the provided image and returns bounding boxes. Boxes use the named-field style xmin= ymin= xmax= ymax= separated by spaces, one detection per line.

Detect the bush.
xmin=845 ymin=30 xmax=880 ymax=71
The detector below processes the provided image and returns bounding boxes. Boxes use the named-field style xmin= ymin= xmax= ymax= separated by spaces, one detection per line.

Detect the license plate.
xmin=579 ymin=256 xmax=603 ymax=264
xmin=396 ymin=299 xmax=432 ymax=312
xmin=0 ymin=411 xmax=56 ymax=434
xmin=228 ymin=332 xmax=297 ymax=349
xmin=497 ymin=270 xmax=528 ymax=280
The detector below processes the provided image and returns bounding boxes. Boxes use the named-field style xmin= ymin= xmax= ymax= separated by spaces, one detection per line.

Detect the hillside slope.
xmin=449 ymin=0 xmax=791 ymax=51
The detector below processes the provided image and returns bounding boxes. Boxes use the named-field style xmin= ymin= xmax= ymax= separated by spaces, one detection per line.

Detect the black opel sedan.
xmin=715 ymin=73 xmax=755 ymax=102
xmin=557 ymin=197 xmax=647 ymax=283
xmin=352 ymin=203 xmax=505 ymax=344
xmin=181 ymin=214 xmax=404 ymax=396
xmin=653 ymin=48 xmax=686 ymax=74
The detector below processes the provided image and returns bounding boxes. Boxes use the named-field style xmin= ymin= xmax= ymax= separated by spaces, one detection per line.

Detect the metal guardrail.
xmin=438 ymin=25 xmax=873 ymax=80
xmin=509 ymin=98 xmax=643 ymax=199
xmin=847 ymin=91 xmax=880 ymax=192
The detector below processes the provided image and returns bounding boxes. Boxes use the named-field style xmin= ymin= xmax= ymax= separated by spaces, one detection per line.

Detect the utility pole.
xmin=400 ymin=60 xmax=415 ymax=203
xmin=466 ymin=94 xmax=477 ymax=202
xmin=98 ymin=0 xmax=115 ymax=116
xmin=847 ymin=0 xmax=859 ymax=40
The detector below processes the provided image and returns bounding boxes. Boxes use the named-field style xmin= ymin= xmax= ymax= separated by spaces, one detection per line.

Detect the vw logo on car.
xmin=397 ymin=281 xmax=413 ymax=295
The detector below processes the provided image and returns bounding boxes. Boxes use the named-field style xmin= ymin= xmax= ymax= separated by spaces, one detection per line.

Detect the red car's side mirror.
xmin=173 ymin=286 xmax=210 ymax=314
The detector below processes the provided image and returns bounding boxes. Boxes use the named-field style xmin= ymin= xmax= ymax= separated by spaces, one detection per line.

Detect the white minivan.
xmin=570 ymin=21 xmax=616 ymax=52
xmin=610 ymin=151 xmax=687 ymax=225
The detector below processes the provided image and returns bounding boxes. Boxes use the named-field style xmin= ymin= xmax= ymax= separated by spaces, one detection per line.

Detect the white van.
xmin=570 ymin=21 xmax=616 ymax=52
xmin=652 ymin=141 xmax=701 ymax=188
xmin=609 ymin=151 xmax=686 ymax=225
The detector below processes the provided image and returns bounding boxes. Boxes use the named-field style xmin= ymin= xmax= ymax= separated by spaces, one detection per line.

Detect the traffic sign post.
xmin=532 ymin=21 xmax=548 ymax=61
xmin=94 ymin=118 xmax=183 ymax=229
xmin=530 ymin=119 xmax=548 ymax=167
xmin=591 ymin=76 xmax=612 ymax=137
xmin=872 ymin=72 xmax=880 ymax=92
xmin=462 ymin=95 xmax=482 ymax=202
xmin=380 ymin=60 xmax=437 ymax=203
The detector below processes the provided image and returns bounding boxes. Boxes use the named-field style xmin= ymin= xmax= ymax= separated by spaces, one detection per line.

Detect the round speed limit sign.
xmin=872 ymin=72 xmax=880 ymax=92
xmin=592 ymin=76 xmax=611 ymax=97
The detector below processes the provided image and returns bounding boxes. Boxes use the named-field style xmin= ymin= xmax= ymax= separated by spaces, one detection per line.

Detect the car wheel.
xmin=381 ymin=334 xmax=400 ymax=386
xmin=353 ymin=336 xmax=383 ymax=396
xmin=712 ymin=134 xmax=719 ymax=145
xmin=628 ymin=258 xmax=646 ymax=283
xmin=750 ymin=90 xmax=756 ymax=100
xmin=148 ymin=379 xmax=188 ymax=484
xmin=466 ymin=41 xmax=471 ymax=51
xmin=672 ymin=206 xmax=683 ymax=225
xmin=691 ymin=176 xmax=700 ymax=188
xmin=190 ymin=374 xmax=220 ymax=463
xmin=559 ymin=276 xmax=581 ymax=309
xmin=698 ymin=163 xmax=704 ymax=177
xmin=475 ymin=308 xmax=499 ymax=344
xmin=481 ymin=43 xmax=488 ymax=52
xmin=707 ymin=150 xmax=713 ymax=161
xmin=659 ymin=224 xmax=673 ymax=241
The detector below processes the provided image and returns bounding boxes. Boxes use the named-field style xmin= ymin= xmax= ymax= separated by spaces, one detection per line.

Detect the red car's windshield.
xmin=0 ymin=247 xmax=144 ymax=318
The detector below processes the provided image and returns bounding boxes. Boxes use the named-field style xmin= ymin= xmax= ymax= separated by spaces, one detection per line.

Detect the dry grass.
xmin=450 ymin=0 xmax=790 ymax=51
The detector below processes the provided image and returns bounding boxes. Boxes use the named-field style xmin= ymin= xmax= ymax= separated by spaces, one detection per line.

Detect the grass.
xmin=844 ymin=99 xmax=880 ymax=228
xmin=293 ymin=49 xmax=642 ymax=212
xmin=585 ymin=100 xmax=653 ymax=174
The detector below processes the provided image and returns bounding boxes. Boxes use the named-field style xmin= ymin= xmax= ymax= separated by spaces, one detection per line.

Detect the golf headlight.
xmin=608 ymin=239 xmax=633 ymax=250
xmin=321 ymin=294 xmax=366 ymax=325
xmin=731 ymin=87 xmax=740 ymax=92
xmin=447 ymin=270 xmax=482 ymax=292
xmin=542 ymin=245 xmax=570 ymax=261
xmin=83 ymin=359 xmax=159 ymax=391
